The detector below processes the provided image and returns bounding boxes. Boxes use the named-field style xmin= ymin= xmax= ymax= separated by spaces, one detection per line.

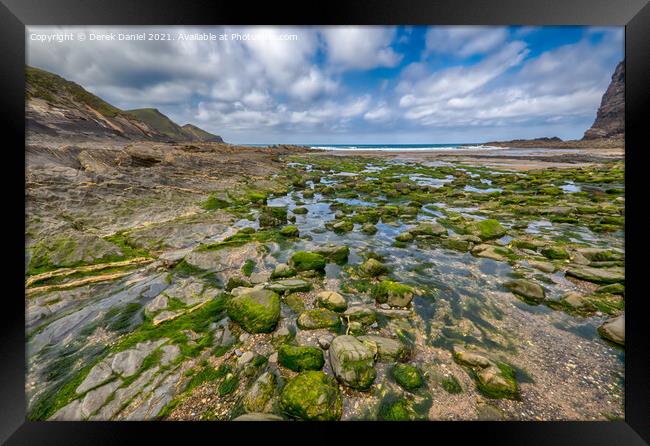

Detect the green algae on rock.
xmin=392 ymin=363 xmax=423 ymax=391
xmin=227 ymin=289 xmax=281 ymax=333
xmin=329 ymin=335 xmax=376 ymax=390
xmin=359 ymin=258 xmax=390 ymax=277
xmin=289 ymin=251 xmax=326 ymax=272
xmin=279 ymin=225 xmax=299 ymax=238
xmin=279 ymin=371 xmax=342 ymax=421
xmin=372 ymin=280 xmax=415 ymax=307
xmin=468 ymin=219 xmax=507 ymax=241
xmin=504 ymin=278 xmax=545 ymax=303
xmin=316 ymin=291 xmax=347 ymax=312
xmin=278 ymin=344 xmax=325 ymax=372
xmin=266 ymin=278 xmax=312 ymax=294
xmin=258 ymin=206 xmax=287 ymax=228
xmin=297 ymin=308 xmax=341 ymax=330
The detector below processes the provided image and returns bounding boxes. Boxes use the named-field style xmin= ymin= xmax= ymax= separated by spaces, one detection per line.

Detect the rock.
xmin=342 ymin=306 xmax=377 ymax=326
xmin=258 ymin=206 xmax=287 ymax=228
xmin=279 ymin=371 xmax=342 ymax=420
xmin=270 ymin=263 xmax=296 ymax=280
xmin=111 ymin=349 xmax=148 ymax=377
xmin=527 ymin=260 xmax=556 ymax=273
xmin=227 ymin=289 xmax=281 ymax=333
xmin=475 ymin=364 xmax=518 ymax=399
xmin=272 ymin=326 xmax=293 ymax=344
xmin=330 ymin=220 xmax=354 ymax=233
xmin=452 ymin=347 xmax=492 ymax=368
xmin=80 ymin=379 xmax=121 ymax=418
xmin=268 ymin=352 xmax=278 ymax=364
xmin=468 ymin=219 xmax=506 ymax=241
xmin=441 ymin=237 xmax=472 ymax=252
xmin=293 ymin=207 xmax=308 ymax=215
xmin=233 ymin=413 xmax=284 ymax=421
xmin=395 ymin=231 xmax=414 ymax=242
xmin=242 ymin=371 xmax=276 ymax=413
xmin=289 ymin=251 xmax=326 ymax=272
xmin=318 ymin=334 xmax=334 ymax=350
xmin=391 ymin=364 xmax=423 ymax=391
xmin=278 ymin=344 xmax=325 ymax=372
xmin=561 ymin=292 xmax=589 ymax=309
xmin=283 ymin=293 xmax=306 ymax=313
xmin=279 ymin=225 xmax=299 ymax=238
xmin=541 ymin=246 xmax=570 ymax=260
xmin=357 ymin=335 xmax=407 ymax=362
xmin=576 ymin=247 xmax=621 ymax=262
xmin=315 ymin=244 xmax=349 ymax=264
xmin=377 ymin=398 xmax=416 ymax=421
xmin=583 ymin=60 xmax=624 ymax=139
xmin=160 ymin=344 xmax=181 ymax=366
xmin=566 ymin=266 xmax=625 ymax=284
xmin=410 ymin=222 xmax=447 ymax=237
xmin=329 ymin=335 xmax=376 ymax=390
xmin=226 ymin=277 xmax=252 ymax=292
xmin=504 ymin=279 xmax=545 ymax=303
xmin=144 ymin=294 xmax=169 ymax=316
xmin=361 ymin=223 xmax=378 ymax=235
xmin=596 ymin=283 xmax=625 ymax=295
xmin=359 ymin=258 xmax=390 ymax=277
xmin=316 ymin=291 xmax=347 ymax=312
xmin=297 ymin=309 xmax=341 ymax=330
xmin=371 ymin=280 xmax=415 ymax=307
xmin=152 ymin=310 xmax=183 ymax=326
xmin=266 ymin=278 xmax=312 ymax=294
xmin=237 ymin=351 xmax=255 ymax=368
xmin=77 ymin=360 xmax=113 ymax=394
xmin=598 ymin=314 xmax=624 ymax=346
xmin=472 ymin=244 xmax=507 ymax=261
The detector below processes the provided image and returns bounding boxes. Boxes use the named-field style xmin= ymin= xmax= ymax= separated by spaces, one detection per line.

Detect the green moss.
xmin=469 ymin=219 xmax=507 ymax=241
xmin=241 ymin=259 xmax=256 ymax=277
xmin=279 ymin=371 xmax=342 ymax=421
xmin=279 ymin=225 xmax=299 ymax=238
xmin=392 ymin=364 xmax=423 ymax=391
xmin=474 ymin=362 xmax=519 ymax=400
xmin=278 ymin=344 xmax=325 ymax=372
xmin=441 ymin=375 xmax=463 ymax=394
xmin=377 ymin=397 xmax=415 ymax=421
xmin=201 ymin=194 xmax=230 ymax=210
xmin=297 ymin=309 xmax=341 ymax=330
xmin=218 ymin=373 xmax=240 ymax=396
xmin=289 ymin=251 xmax=326 ymax=272
xmin=371 ymin=280 xmax=415 ymax=307
xmin=227 ymin=289 xmax=281 ymax=333
xmin=541 ymin=246 xmax=570 ymax=260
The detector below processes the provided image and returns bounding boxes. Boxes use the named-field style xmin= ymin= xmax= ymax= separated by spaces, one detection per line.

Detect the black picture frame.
xmin=2 ymin=0 xmax=648 ymax=444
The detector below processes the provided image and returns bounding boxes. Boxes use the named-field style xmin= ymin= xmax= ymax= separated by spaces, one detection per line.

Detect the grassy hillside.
xmin=124 ymin=108 xmax=189 ymax=140
xmin=181 ymin=124 xmax=223 ymax=142
xmin=26 ymin=66 xmax=122 ymax=117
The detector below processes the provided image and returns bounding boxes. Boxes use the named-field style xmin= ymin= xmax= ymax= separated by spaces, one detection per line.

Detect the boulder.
xmin=410 ymin=222 xmax=447 ymax=237
xmin=279 ymin=371 xmax=342 ymax=420
xmin=270 ymin=263 xmax=296 ymax=280
xmin=314 ymin=245 xmax=350 ymax=264
xmin=278 ymin=344 xmax=325 ymax=372
xmin=316 ymin=291 xmax=347 ymax=312
xmin=359 ymin=258 xmax=390 ymax=277
xmin=504 ymin=279 xmax=545 ymax=303
xmin=392 ymin=363 xmax=423 ymax=391
xmin=329 ymin=335 xmax=376 ymax=390
xmin=297 ymin=309 xmax=341 ymax=330
xmin=266 ymin=278 xmax=312 ymax=294
xmin=227 ymin=289 xmax=281 ymax=333
xmin=566 ymin=266 xmax=625 ymax=284
xmin=468 ymin=219 xmax=506 ymax=241
xmin=361 ymin=223 xmax=378 ymax=235
xmin=242 ymin=371 xmax=276 ymax=413
xmin=342 ymin=306 xmax=377 ymax=326
xmin=289 ymin=251 xmax=326 ymax=272
xmin=279 ymin=225 xmax=299 ymax=238
xmin=371 ymin=280 xmax=415 ymax=307
xmin=598 ymin=314 xmax=624 ymax=346
xmin=357 ymin=335 xmax=407 ymax=362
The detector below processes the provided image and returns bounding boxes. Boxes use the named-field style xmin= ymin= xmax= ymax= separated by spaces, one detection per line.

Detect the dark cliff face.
xmin=583 ymin=61 xmax=624 ymax=140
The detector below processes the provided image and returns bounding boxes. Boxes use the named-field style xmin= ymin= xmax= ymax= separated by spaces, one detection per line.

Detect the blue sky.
xmin=27 ymin=26 xmax=623 ymax=144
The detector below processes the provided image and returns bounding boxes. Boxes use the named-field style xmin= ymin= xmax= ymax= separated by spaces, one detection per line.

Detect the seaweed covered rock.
xmin=504 ymin=279 xmax=545 ymax=303
xmin=371 ymin=280 xmax=415 ymax=307
xmin=395 ymin=231 xmax=414 ymax=242
xmin=359 ymin=258 xmax=390 ymax=277
xmin=258 ymin=206 xmax=287 ymax=228
xmin=279 ymin=225 xmax=299 ymax=238
xmin=468 ymin=219 xmax=506 ymax=241
xmin=279 ymin=371 xmax=342 ymax=420
xmin=377 ymin=397 xmax=416 ymax=421
xmin=541 ymin=246 xmax=570 ymax=260
xmin=270 ymin=263 xmax=296 ymax=280
xmin=297 ymin=309 xmax=341 ymax=330
xmin=343 ymin=306 xmax=377 ymax=326
xmin=289 ymin=251 xmax=326 ymax=272
xmin=566 ymin=266 xmax=625 ymax=284
xmin=391 ymin=364 xmax=423 ymax=391
xmin=475 ymin=363 xmax=518 ymax=399
xmin=410 ymin=222 xmax=447 ymax=237
xmin=227 ymin=289 xmax=281 ymax=333
xmin=315 ymin=244 xmax=350 ymax=264
xmin=316 ymin=291 xmax=347 ymax=312
xmin=361 ymin=223 xmax=378 ymax=235
xmin=278 ymin=344 xmax=325 ymax=372
xmin=242 ymin=371 xmax=276 ymax=413
xmin=329 ymin=335 xmax=376 ymax=390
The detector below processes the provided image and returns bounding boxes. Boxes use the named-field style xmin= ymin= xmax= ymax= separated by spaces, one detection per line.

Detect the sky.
xmin=26 ymin=26 xmax=623 ymax=144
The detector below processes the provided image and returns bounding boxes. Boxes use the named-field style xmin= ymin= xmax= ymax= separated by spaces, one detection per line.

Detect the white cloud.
xmin=424 ymin=26 xmax=508 ymax=57
xmin=321 ymin=26 xmax=402 ymax=70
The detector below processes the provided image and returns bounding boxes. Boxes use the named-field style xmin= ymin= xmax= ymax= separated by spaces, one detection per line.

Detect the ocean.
xmin=241 ymin=143 xmax=504 ymax=151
